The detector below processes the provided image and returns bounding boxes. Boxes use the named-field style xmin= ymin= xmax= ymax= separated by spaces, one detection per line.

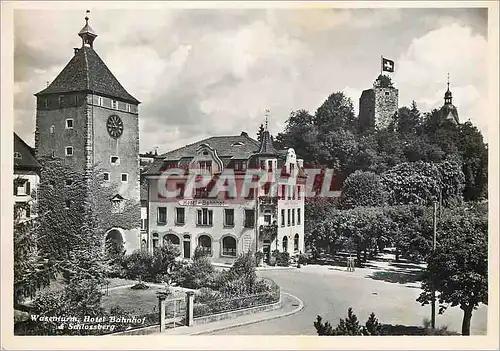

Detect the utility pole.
xmin=431 ymin=201 xmax=437 ymax=329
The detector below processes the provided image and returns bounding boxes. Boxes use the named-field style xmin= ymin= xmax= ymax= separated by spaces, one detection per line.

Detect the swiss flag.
xmin=382 ymin=57 xmax=395 ymax=72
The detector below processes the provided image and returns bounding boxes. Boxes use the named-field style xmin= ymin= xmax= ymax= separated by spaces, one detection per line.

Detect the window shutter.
xmin=14 ymin=182 xmax=18 ymax=196
xmin=26 ymin=181 xmax=31 ymax=195
xmin=209 ymin=210 xmax=213 ymax=226
xmin=197 ymin=210 xmax=201 ymax=225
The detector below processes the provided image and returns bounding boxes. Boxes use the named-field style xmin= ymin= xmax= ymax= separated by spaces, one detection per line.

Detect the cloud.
xmin=394 ymin=23 xmax=488 ymax=139
xmin=12 ymin=8 xmax=489 ymax=152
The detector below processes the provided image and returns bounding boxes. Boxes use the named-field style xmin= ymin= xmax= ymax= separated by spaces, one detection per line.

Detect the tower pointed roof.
xmin=257 ymin=113 xmax=278 ymax=155
xmin=35 ymin=13 xmax=139 ymax=104
xmin=440 ymin=73 xmax=459 ymax=124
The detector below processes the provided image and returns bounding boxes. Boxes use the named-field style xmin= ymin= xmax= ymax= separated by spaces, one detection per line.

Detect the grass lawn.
xmin=101 ymin=284 xmax=186 ymax=315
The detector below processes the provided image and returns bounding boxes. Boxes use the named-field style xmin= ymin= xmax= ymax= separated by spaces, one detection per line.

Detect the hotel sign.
xmin=178 ymin=199 xmax=229 ymax=207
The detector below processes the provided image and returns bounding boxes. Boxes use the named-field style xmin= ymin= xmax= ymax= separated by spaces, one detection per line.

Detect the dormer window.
xmin=112 ymin=100 xmax=117 ymax=109
xmin=98 ymin=97 xmax=103 ymax=106
xmin=234 ymin=160 xmax=246 ymax=172
xmin=111 ymin=156 xmax=120 ymax=165
xmin=126 ymin=103 xmax=131 ymax=112
xmin=198 ymin=161 xmax=212 ymax=175
xmin=231 ymin=142 xmax=244 ymax=147
xmin=44 ymin=99 xmax=49 ymax=108
xmin=50 ymin=125 xmax=55 ymax=134
xmin=14 ymin=152 xmax=22 ymax=159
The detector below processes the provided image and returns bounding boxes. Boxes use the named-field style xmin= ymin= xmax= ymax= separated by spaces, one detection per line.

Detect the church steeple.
xmin=444 ymin=73 xmax=453 ymax=105
xmin=78 ymin=10 xmax=97 ymax=48
xmin=257 ymin=109 xmax=277 ymax=154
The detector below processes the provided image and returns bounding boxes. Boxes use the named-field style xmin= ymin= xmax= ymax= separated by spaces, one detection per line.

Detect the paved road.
xmin=208 ymin=265 xmax=487 ymax=335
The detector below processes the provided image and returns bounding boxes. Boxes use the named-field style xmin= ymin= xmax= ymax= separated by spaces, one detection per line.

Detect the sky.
xmin=13 ymin=6 xmax=490 ymax=153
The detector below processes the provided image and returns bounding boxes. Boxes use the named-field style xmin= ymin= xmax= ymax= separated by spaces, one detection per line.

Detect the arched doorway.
xmin=105 ymin=228 xmax=125 ymax=258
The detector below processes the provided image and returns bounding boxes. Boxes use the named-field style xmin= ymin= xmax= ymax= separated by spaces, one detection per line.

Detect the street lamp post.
xmin=431 ymin=200 xmax=437 ymax=329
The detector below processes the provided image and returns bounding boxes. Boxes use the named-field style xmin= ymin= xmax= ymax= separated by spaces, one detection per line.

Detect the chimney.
xmin=74 ymin=48 xmax=80 ymax=55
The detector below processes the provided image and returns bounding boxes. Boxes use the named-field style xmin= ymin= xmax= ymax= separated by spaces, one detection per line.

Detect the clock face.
xmin=106 ymin=115 xmax=123 ymax=139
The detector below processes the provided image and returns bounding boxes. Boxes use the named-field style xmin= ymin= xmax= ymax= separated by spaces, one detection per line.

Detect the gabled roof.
xmin=441 ymin=104 xmax=459 ymax=125
xmin=35 ymin=46 xmax=139 ymax=104
xmin=14 ymin=133 xmax=41 ymax=171
xmin=145 ymin=133 xmax=260 ymax=175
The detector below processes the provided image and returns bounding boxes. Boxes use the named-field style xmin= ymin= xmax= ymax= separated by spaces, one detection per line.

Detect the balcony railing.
xmin=258 ymin=196 xmax=278 ymax=210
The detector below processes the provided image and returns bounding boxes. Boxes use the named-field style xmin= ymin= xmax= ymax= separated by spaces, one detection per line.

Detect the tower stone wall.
xmin=359 ymin=86 xmax=399 ymax=131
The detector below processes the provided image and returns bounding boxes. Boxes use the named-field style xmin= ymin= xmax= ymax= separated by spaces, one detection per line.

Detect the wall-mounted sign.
xmin=178 ymin=199 xmax=229 ymax=207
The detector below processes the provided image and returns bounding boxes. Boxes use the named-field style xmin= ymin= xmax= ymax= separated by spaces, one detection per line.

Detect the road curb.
xmin=189 ymin=292 xmax=304 ymax=335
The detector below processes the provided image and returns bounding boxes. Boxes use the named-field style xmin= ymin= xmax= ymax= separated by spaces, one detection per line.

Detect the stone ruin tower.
xmin=358 ymin=75 xmax=399 ymax=131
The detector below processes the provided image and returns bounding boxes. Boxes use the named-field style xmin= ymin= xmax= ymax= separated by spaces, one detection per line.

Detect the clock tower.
xmin=34 ymin=14 xmax=141 ymax=253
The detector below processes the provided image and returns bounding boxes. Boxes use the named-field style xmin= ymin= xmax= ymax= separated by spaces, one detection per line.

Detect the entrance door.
xmin=183 ymin=235 xmax=191 ymax=259
xmin=263 ymin=245 xmax=270 ymax=264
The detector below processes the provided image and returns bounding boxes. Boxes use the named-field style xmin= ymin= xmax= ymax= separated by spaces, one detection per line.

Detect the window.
xmin=121 ymin=173 xmax=128 ymax=182
xmin=65 ymin=200 xmax=71 ymax=210
xmin=197 ymin=208 xmax=213 ymax=226
xmin=222 ymin=236 xmax=237 ymax=257
xmin=141 ymin=218 xmax=147 ymax=230
xmin=245 ymin=188 xmax=255 ymax=199
xmin=288 ymin=186 xmax=292 ymax=200
xmin=126 ymin=103 xmax=131 ymax=112
xmin=112 ymin=100 xmax=117 ymax=109
xmin=264 ymin=214 xmax=272 ymax=225
xmin=111 ymin=156 xmax=120 ymax=165
xmin=176 ymin=183 xmax=185 ymax=198
xmin=98 ymin=96 xmax=103 ymax=106
xmin=103 ymin=172 xmax=110 ymax=181
xmin=175 ymin=207 xmax=185 ymax=225
xmin=199 ymin=160 xmax=212 ymax=175
xmin=287 ymin=209 xmax=291 ymax=226
xmin=282 ymin=236 xmax=288 ymax=252
xmin=65 ymin=119 xmax=74 ymax=129
xmin=164 ymin=234 xmax=180 ymax=246
xmin=157 ymin=207 xmax=167 ymax=224
xmin=298 ymin=208 xmax=301 ymax=225
xmin=14 ymin=179 xmax=29 ymax=196
xmin=224 ymin=209 xmax=234 ymax=227
xmin=153 ymin=233 xmax=159 ymax=249
xmin=281 ymin=209 xmax=285 ymax=227
xmin=264 ymin=182 xmax=270 ymax=195
xmin=59 ymin=95 xmax=64 ymax=107
xmin=244 ymin=209 xmax=255 ymax=228
xmin=267 ymin=160 xmax=273 ymax=172
xmin=234 ymin=160 xmax=246 ymax=172
xmin=198 ymin=235 xmax=212 ymax=256
xmin=44 ymin=99 xmax=49 ymax=108
xmin=14 ymin=152 xmax=22 ymax=159
xmin=50 ymin=125 xmax=55 ymax=134
xmin=294 ymin=234 xmax=299 ymax=252
xmin=298 ymin=186 xmax=301 ymax=200
xmin=292 ymin=209 xmax=295 ymax=226
xmin=65 ymin=146 xmax=73 ymax=156
xmin=280 ymin=185 xmax=286 ymax=200
xmin=75 ymin=96 xmax=80 ymax=106
xmin=65 ymin=179 xmax=73 ymax=186
xmin=385 ymin=91 xmax=390 ymax=96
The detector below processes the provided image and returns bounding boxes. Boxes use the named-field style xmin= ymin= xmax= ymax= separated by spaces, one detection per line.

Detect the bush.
xmin=122 ymin=250 xmax=154 ymax=282
xmin=255 ymin=251 xmax=264 ymax=266
xmin=122 ymin=244 xmax=181 ymax=283
xmin=173 ymin=256 xmax=215 ymax=289
xmin=297 ymin=253 xmax=308 ymax=265
xmin=130 ymin=282 xmax=149 ymax=290
xmin=275 ymin=252 xmax=290 ymax=267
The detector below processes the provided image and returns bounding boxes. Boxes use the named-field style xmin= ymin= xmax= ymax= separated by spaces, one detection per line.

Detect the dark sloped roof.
xmin=146 ymin=134 xmax=260 ymax=175
xmin=257 ymin=130 xmax=278 ymax=155
xmin=14 ymin=133 xmax=41 ymax=171
xmin=441 ymin=104 xmax=459 ymax=124
xmin=35 ymin=46 xmax=139 ymax=104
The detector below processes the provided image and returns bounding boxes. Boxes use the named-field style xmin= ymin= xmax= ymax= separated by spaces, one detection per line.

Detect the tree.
xmin=314 ymin=92 xmax=357 ymax=132
xmin=257 ymin=123 xmax=265 ymax=143
xmin=339 ymin=170 xmax=387 ymax=209
xmin=381 ymin=161 xmax=442 ymax=205
xmin=374 ymin=74 xmax=394 ymax=88
xmin=417 ymin=205 xmax=488 ymax=335
xmin=314 ymin=308 xmax=382 ymax=336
